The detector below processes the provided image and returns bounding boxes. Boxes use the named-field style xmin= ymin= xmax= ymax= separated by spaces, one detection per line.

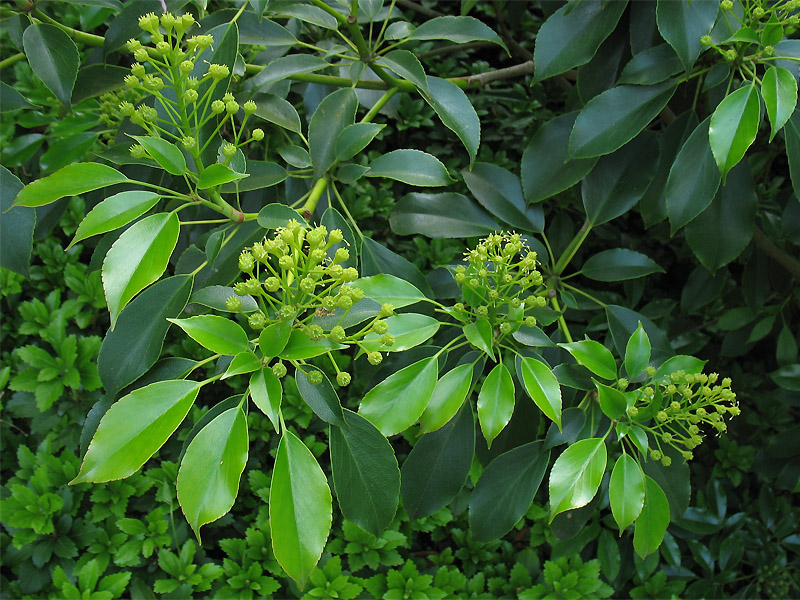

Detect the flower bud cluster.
xmin=625 ymin=370 xmax=739 ymax=467
xmin=453 ymin=232 xmax=546 ymax=333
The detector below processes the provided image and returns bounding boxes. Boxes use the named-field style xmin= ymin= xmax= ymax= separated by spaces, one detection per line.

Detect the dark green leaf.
xmin=222 ymin=161 xmax=286 ymax=192
xmin=296 ymin=366 xmax=346 ymax=426
xmin=518 ymin=356 xmax=562 ymax=428
xmin=582 ymin=249 xmax=664 ymax=281
xmin=259 ymin=320 xmax=293 ymax=358
xmin=409 ymin=15 xmax=506 ymax=50
xmin=167 ymin=315 xmax=250 ymax=356
xmin=360 ymin=238 xmax=433 ymax=297
xmin=625 ymin=322 xmax=652 ymax=379
xmin=279 ymin=330 xmax=346 ymax=360
xmin=222 ymin=352 xmax=262 ymax=379
xmin=656 ymin=0 xmax=718 ymax=70
xmin=709 ymin=84 xmax=760 ymax=176
xmin=559 ymin=341 xmax=617 ymax=380
xmin=23 ymin=24 xmax=79 ymax=106
xmin=423 ymin=77 xmax=480 ymax=167
xmin=335 ymin=123 xmax=385 ymax=161
xmin=248 ymin=54 xmax=331 ymax=96
xmin=330 ymin=410 xmax=399 ymax=537
xmin=309 ymin=88 xmax=358 ymax=179
xmin=390 ymin=192 xmax=499 ymax=238
xmin=196 ymin=163 xmax=248 ymax=189
xmin=595 ymin=381 xmax=627 ymax=420
xmin=367 ymin=149 xmax=453 ymax=186
xmin=419 ymin=363 xmax=473 ymax=434
xmin=0 ymin=82 xmax=32 ymax=112
xmin=254 ymin=93 xmax=302 ymax=134
xmin=256 ymin=203 xmax=306 ymax=228
xmin=380 ymin=50 xmax=429 ymax=94
xmin=249 ymin=367 xmax=282 ymax=433
xmin=0 ymin=166 xmax=33 ymax=276
xmin=191 ymin=285 xmax=258 ymax=313
xmin=72 ymin=64 xmax=128 ymax=105
xmin=274 ymin=3 xmax=337 ymax=29
xmin=618 ymin=44 xmax=683 ymax=85
xmin=352 ymin=274 xmax=425 ymax=308
xmin=462 ymin=162 xmax=538 ymax=229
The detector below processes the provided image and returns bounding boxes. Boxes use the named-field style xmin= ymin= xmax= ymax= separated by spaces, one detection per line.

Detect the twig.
xmin=752 ymin=225 xmax=800 ymax=280
xmin=457 ymin=60 xmax=534 ymax=88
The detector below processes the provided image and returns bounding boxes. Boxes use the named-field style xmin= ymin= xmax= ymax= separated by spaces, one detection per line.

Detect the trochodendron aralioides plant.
xmin=11 ymin=0 xmax=800 ymax=593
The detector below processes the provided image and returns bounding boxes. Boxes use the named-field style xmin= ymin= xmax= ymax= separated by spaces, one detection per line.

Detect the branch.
xmin=752 ymin=225 xmax=800 ymax=280
xmin=456 ymin=61 xmax=534 ymax=88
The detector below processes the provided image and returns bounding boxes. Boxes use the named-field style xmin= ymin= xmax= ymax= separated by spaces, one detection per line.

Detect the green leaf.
xmin=177 ymin=405 xmax=248 ymax=541
xmin=609 ymin=454 xmax=645 ymax=534
xmin=582 ymin=249 xmax=664 ymax=281
xmin=534 ymin=0 xmax=627 ymax=81
xmin=548 ymin=437 xmax=607 ymax=520
xmin=709 ymin=84 xmax=760 ymax=176
xmin=196 ymin=163 xmax=248 ymax=189
xmin=131 ymin=136 xmax=186 ymax=176
xmin=419 ymin=363 xmax=474 ymax=434
xmin=221 ymin=352 xmax=261 ymax=379
xmin=13 ymin=162 xmax=128 ymax=208
xmin=559 ymin=341 xmax=617 ymax=380
xmin=469 ymin=441 xmax=550 ymax=541
xmin=335 ymin=123 xmax=385 ymax=161
xmin=351 ymin=274 xmax=425 ymax=308
xmin=521 ymin=112 xmax=598 ymax=203
xmin=625 ymin=323 xmax=651 ymax=379
xmin=477 ymin=362 xmax=515 ymax=448
xmin=367 ymin=149 xmax=453 ymax=187
xmin=0 ymin=81 xmax=32 ymax=112
xmin=309 ymin=88 xmax=358 ymax=179
xmin=321 ymin=206 xmax=358 ymax=268
xmin=409 ymin=15 xmax=507 ymax=51
xmin=167 ymin=316 xmax=250 ymax=356
xmin=23 ymin=24 xmax=79 ymax=106
xmin=380 ymin=50 xmax=429 ymax=94
xmin=275 ymin=4 xmax=337 ymax=29
xmin=71 ymin=380 xmax=201 ymax=484
xmin=360 ymin=238 xmax=432 ymax=297
xmin=423 ymin=77 xmax=480 ymax=167
xmin=595 ymin=381 xmax=627 ymax=420
xmin=462 ymin=162 xmax=539 ymax=230
xmin=254 ymin=93 xmax=302 ymax=134
xmin=68 ymin=191 xmax=160 ymax=249
xmin=464 ymin=319 xmax=494 ymax=360
xmin=390 ymin=192 xmax=499 ymax=238
xmin=617 ymin=44 xmax=683 ymax=86
xmin=518 ymin=356 xmax=561 ymax=429
xmin=401 ymin=403 xmax=474 ymax=519
xmin=654 ymin=355 xmax=706 ymax=384
xmin=295 ymin=366 xmax=346 ymax=426
xmin=666 ymin=116 xmax=721 ymax=233
xmin=0 ymin=166 xmax=33 ymax=276
xmin=361 ymin=313 xmax=440 ymax=352
xmin=259 ymin=320 xmax=293 ymax=358
xmin=98 ymin=275 xmax=193 ymax=396
xmin=256 ymin=203 xmax=306 ymax=229
xmin=103 ymin=212 xmax=180 ymax=329
xmin=569 ymin=80 xmax=678 ymax=158
xmin=279 ymin=330 xmax=346 ymax=360
xmin=656 ymin=0 xmax=718 ymax=70
xmin=330 ymin=410 xmax=400 ymax=537
xmin=633 ymin=476 xmax=670 ymax=558
xmin=72 ymin=64 xmax=128 ymax=105
xmin=249 ymin=367 xmax=282 ymax=433
xmin=762 ymin=66 xmax=797 ymax=142
xmin=359 ymin=357 xmax=438 ymax=436
xmin=191 ymin=285 xmax=259 ymax=313
xmin=248 ymin=55 xmax=331 ymax=95
xmin=270 ymin=431 xmax=332 ymax=588
xmin=784 ymin=110 xmax=800 ymax=200
xmin=685 ymin=163 xmax=757 ymax=271
xmin=581 ymin=133 xmax=659 ymax=225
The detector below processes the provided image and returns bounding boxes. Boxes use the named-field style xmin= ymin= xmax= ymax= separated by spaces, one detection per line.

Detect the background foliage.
xmin=1 ymin=0 xmax=799 ymax=598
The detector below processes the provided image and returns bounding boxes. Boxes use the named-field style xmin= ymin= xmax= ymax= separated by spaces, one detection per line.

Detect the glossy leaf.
xmin=0 ymin=81 xmax=32 ymax=112
xmin=177 ymin=405 xmax=248 ymax=541
xmin=409 ymin=15 xmax=506 ymax=51
xmin=709 ymin=84 xmax=760 ymax=176
xmin=656 ymin=0 xmax=718 ymax=70
xmin=335 ymin=123 xmax=385 ymax=161
xmin=618 ymin=44 xmax=683 ymax=85
xmin=469 ymin=441 xmax=550 ymax=541
xmin=361 ymin=313 xmax=439 ymax=352
xmin=609 ymin=454 xmax=645 ymax=534
xmin=68 ymin=191 xmax=160 ymax=249
xmin=359 ymin=357 xmax=438 ymax=436
xmin=783 ymin=110 xmax=800 ymax=200
xmin=380 ymin=50 xmax=429 ymax=94
xmin=279 ymin=330 xmax=346 ymax=360
xmin=419 ymin=363 xmax=474 ymax=434
xmin=13 ymin=162 xmax=128 ymax=208
xmin=330 ymin=410 xmax=399 ymax=537
xmin=309 ymin=88 xmax=358 ymax=179
xmin=131 ymin=136 xmax=186 ymax=176
xmin=666 ymin=116 xmax=721 ymax=232
xmin=534 ymin=0 xmax=627 ymax=81
xmin=0 ymin=166 xmax=33 ymax=276
xmin=595 ymin=381 xmax=627 ymax=420
xmin=464 ymin=319 xmax=494 ymax=360
xmin=167 ymin=316 xmax=250 ymax=356
xmin=625 ymin=323 xmax=652 ymax=378
xmin=762 ymin=66 xmax=797 ymax=141
xmin=518 ymin=356 xmax=562 ymax=429
xmin=462 ymin=162 xmax=538 ymax=229
xmin=351 ymin=274 xmax=425 ymax=308
xmin=402 ymin=403 xmax=474 ymax=519
xmin=477 ymin=362 xmax=515 ymax=448
xmin=367 ymin=149 xmax=453 ymax=186
xmin=71 ymin=380 xmax=201 ymax=484
xmin=559 ymin=341 xmax=617 ymax=380
xmin=275 ymin=4 xmax=337 ymax=29
xmin=196 ymin=163 xmax=248 ymax=189
xmin=581 ymin=133 xmax=659 ymax=225
xmin=221 ymin=352 xmax=261 ymax=379
xmin=569 ymin=80 xmax=677 ymax=158
xmin=360 ymin=238 xmax=433 ymax=297
xmin=254 ymin=93 xmax=302 ymax=134
xmin=191 ymin=285 xmax=258 ymax=313
xmin=295 ymin=367 xmax=345 ymax=426
xmin=23 ymin=24 xmax=79 ymax=106
xmin=257 ymin=203 xmax=306 ymax=229
xmin=633 ymin=476 xmax=671 ymax=557
xmin=521 ymin=112 xmax=598 ymax=203
xmin=424 ymin=77 xmax=480 ymax=167
xmin=249 ymin=367 xmax=282 ymax=433
xmin=390 ymin=192 xmax=499 ymax=238
xmin=98 ymin=275 xmax=193 ymax=396
xmin=258 ymin=320 xmax=293 ymax=358
xmin=582 ymin=249 xmax=664 ymax=281
xmin=103 ymin=212 xmax=180 ymax=329
xmin=549 ymin=437 xmax=607 ymax=520
xmin=270 ymin=431 xmax=332 ymax=588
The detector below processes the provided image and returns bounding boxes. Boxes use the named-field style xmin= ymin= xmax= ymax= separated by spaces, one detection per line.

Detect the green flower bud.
xmin=380 ymin=334 xmax=395 ymax=347
xmin=651 ymin=450 xmax=662 ymax=461
xmin=662 ymin=432 xmax=673 ymax=443
xmin=328 ymin=264 xmax=344 ymax=279
xmin=155 ymin=41 xmax=171 ymax=55
xmin=499 ymin=322 xmax=512 ymax=334
xmin=657 ymin=410 xmax=668 ymax=422
xmin=272 ymin=362 xmax=287 ymax=378
xmin=617 ymin=378 xmax=629 ymax=390
xmin=510 ymin=297 xmax=521 ymax=309
xmin=368 ymin=351 xmax=383 ymax=365
xmin=307 ymin=324 xmax=324 ymax=340
xmin=208 ymin=64 xmax=230 ymax=80
xmin=454 ymin=272 xmax=466 ymax=284
xmin=696 ymin=407 xmax=707 ymax=417
xmin=180 ymin=13 xmax=195 ymax=29
xmin=337 ymin=295 xmax=353 ymax=310
xmin=238 ymin=251 xmax=254 ymax=272
xmin=329 ymin=229 xmax=344 ymax=245
xmin=627 ymin=406 xmax=639 ymax=417
xmin=724 ymin=48 xmax=738 ymax=61
xmin=129 ymin=144 xmax=146 ymax=158
xmin=187 ymin=35 xmax=214 ymax=52
xmin=245 ymin=278 xmax=261 ymax=295
xmin=185 ymin=76 xmax=199 ymax=90
xmin=337 ymin=372 xmax=351 ymax=386
xmin=225 ymin=295 xmax=242 ymax=311
xmin=334 ymin=247 xmax=350 ymax=263
xmin=138 ymin=12 xmax=159 ymax=33
xmin=720 ymin=0 xmax=733 ymax=9
xmin=700 ymin=34 xmax=713 ymax=46
xmin=222 ymin=143 xmax=238 ymax=158
xmin=119 ymin=101 xmax=135 ymax=116
xmin=476 ymin=306 xmax=489 ymax=318
xmin=252 ymin=128 xmax=264 ymax=141
xmin=243 ymin=99 xmax=257 ymax=114
xmin=322 ymin=296 xmax=336 ymax=311
xmin=124 ymin=75 xmax=140 ymax=89
xmin=179 ymin=60 xmax=194 ymax=74
xmin=341 ymin=267 xmax=358 ymax=282
xmin=233 ymin=282 xmax=249 ymax=296
xmin=225 ymin=100 xmax=239 ymax=114
xmin=300 ymin=278 xmax=316 ymax=294
xmin=379 ymin=303 xmax=395 ymax=318
xmin=265 ymin=277 xmax=280 ymax=292
xmin=248 ymin=312 xmax=267 ymax=330
xmin=670 ymin=401 xmax=681 ymax=411
xmin=278 ymin=255 xmax=293 ymax=271
xmin=524 ymin=315 xmax=537 ymax=327
xmin=131 ymin=63 xmax=146 ymax=78
xmin=278 ymin=305 xmax=294 ymax=320
xmin=127 ymin=38 xmax=143 ymax=52
xmin=183 ymin=89 xmax=198 ymax=104
xmin=661 ymin=456 xmax=672 ymax=467
xmin=372 ymin=320 xmax=388 ymax=335
xmin=160 ymin=12 xmax=176 ymax=30
xmin=329 ymin=326 xmax=346 ymax=343
xmin=645 ymin=366 xmax=656 ymax=376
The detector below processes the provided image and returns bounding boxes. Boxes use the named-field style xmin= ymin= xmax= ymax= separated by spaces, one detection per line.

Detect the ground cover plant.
xmin=1 ymin=0 xmax=799 ymax=597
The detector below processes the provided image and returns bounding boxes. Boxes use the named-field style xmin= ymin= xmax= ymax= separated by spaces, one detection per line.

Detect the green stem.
xmin=550 ymin=295 xmax=573 ymax=343
xmin=361 ymin=86 xmax=399 ymax=123
xmin=0 ymin=52 xmax=25 ymax=71
xmin=552 ymin=218 xmax=592 ymax=276
xmin=301 ymin=177 xmax=330 ymax=218
xmin=32 ymin=9 xmax=106 ymax=46
xmin=208 ymin=190 xmax=246 ymax=222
